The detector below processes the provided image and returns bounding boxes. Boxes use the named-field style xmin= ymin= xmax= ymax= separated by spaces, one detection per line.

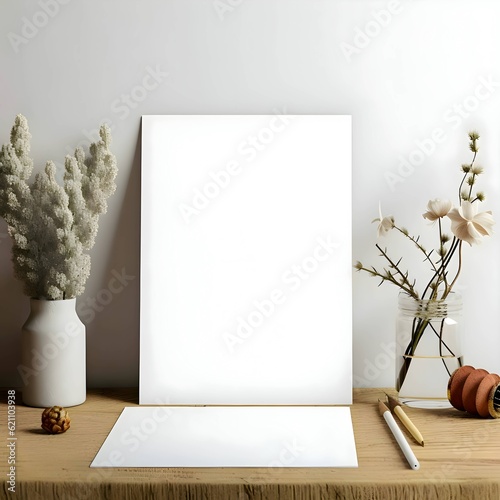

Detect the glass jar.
xmin=395 ymin=292 xmax=463 ymax=408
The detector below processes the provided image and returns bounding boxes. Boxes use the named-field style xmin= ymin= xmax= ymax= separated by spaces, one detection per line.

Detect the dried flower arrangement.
xmin=355 ymin=132 xmax=495 ymax=391
xmin=355 ymin=132 xmax=494 ymax=301
xmin=0 ymin=115 xmax=117 ymax=300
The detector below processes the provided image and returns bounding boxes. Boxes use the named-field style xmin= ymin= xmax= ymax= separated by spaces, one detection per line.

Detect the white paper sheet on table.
xmin=90 ymin=406 xmax=358 ymax=468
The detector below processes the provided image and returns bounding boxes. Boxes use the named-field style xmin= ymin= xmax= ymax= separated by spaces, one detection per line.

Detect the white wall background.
xmin=1 ymin=0 xmax=499 ymax=389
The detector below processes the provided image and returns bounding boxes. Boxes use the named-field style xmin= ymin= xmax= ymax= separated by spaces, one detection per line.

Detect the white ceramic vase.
xmin=20 ymin=298 xmax=86 ymax=407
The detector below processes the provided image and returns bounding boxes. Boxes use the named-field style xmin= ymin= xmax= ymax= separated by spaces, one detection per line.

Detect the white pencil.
xmin=378 ymin=400 xmax=420 ymax=470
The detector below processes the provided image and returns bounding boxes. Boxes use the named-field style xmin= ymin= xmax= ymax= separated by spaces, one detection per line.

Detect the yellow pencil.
xmin=386 ymin=394 xmax=425 ymax=446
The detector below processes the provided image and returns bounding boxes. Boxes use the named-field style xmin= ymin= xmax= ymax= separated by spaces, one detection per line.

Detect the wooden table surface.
xmin=1 ymin=387 xmax=499 ymax=500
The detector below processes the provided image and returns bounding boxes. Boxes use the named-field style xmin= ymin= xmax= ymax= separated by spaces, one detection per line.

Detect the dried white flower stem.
xmin=0 ymin=115 xmax=118 ymax=300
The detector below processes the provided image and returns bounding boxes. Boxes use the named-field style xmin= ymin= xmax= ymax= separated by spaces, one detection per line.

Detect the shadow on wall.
xmin=0 ymin=221 xmax=28 ymax=387
xmin=83 ymin=122 xmax=142 ymax=388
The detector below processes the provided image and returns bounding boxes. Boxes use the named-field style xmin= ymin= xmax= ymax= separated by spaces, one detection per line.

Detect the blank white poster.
xmin=140 ymin=115 xmax=352 ymax=405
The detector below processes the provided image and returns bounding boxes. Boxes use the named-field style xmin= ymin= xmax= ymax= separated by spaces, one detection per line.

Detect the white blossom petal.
xmin=472 ymin=211 xmax=494 ymax=236
xmin=447 ymin=201 xmax=495 ymax=245
xmin=374 ymin=203 xmax=394 ymax=237
xmin=423 ymin=199 xmax=452 ymax=221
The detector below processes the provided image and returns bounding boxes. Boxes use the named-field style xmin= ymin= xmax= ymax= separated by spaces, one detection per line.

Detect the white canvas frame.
xmin=140 ymin=114 xmax=352 ymax=405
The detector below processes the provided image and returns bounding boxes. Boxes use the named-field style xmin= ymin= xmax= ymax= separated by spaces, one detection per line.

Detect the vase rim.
xmin=28 ymin=297 xmax=78 ymax=311
xmin=398 ymin=291 xmax=462 ymax=317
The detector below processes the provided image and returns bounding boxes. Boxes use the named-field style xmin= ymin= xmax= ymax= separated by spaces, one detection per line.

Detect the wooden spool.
xmin=447 ymin=366 xmax=500 ymax=418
